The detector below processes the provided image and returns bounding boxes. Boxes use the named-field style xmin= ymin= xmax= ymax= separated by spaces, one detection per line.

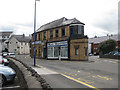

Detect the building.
xmin=31 ymin=17 xmax=88 ymax=60
xmin=88 ymin=34 xmax=120 ymax=55
xmin=8 ymin=34 xmax=30 ymax=54
xmin=0 ymin=31 xmax=13 ymax=53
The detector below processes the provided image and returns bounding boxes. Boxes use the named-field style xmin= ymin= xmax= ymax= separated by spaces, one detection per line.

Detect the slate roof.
xmin=10 ymin=35 xmax=30 ymax=43
xmin=37 ymin=17 xmax=85 ymax=32
xmin=88 ymin=34 xmax=120 ymax=44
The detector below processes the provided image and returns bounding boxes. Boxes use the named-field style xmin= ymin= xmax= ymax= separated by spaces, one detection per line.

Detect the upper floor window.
xmin=55 ymin=30 xmax=58 ymax=37
xmin=50 ymin=30 xmax=53 ymax=39
xmin=78 ymin=25 xmax=84 ymax=34
xmin=70 ymin=25 xmax=84 ymax=35
xmin=38 ymin=33 xmax=41 ymax=40
xmin=21 ymin=42 xmax=23 ymax=45
xmin=43 ymin=32 xmax=46 ymax=40
xmin=33 ymin=33 xmax=37 ymax=41
xmin=62 ymin=28 xmax=65 ymax=36
xmin=70 ymin=25 xmax=78 ymax=35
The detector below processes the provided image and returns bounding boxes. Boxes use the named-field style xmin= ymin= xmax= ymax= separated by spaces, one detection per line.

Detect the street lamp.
xmin=34 ymin=0 xmax=40 ymax=67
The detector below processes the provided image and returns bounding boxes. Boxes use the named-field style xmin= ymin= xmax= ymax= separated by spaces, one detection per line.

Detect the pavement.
xmin=33 ymin=66 xmax=91 ymax=89
xmin=15 ymin=55 xmax=119 ymax=89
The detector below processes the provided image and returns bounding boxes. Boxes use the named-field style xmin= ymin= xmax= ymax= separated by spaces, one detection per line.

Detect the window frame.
xmin=38 ymin=33 xmax=41 ymax=40
xmin=50 ymin=30 xmax=53 ymax=39
xmin=62 ymin=27 xmax=65 ymax=37
xmin=75 ymin=48 xmax=79 ymax=56
xmin=55 ymin=29 xmax=58 ymax=37
xmin=43 ymin=32 xmax=46 ymax=40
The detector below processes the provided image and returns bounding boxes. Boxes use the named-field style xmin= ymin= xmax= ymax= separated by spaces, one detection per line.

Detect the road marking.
xmin=62 ymin=74 xmax=100 ymax=90
xmin=91 ymin=75 xmax=112 ymax=80
xmin=77 ymin=78 xmax=94 ymax=84
xmin=33 ymin=67 xmax=58 ymax=75
xmin=2 ymin=85 xmax=20 ymax=89
xmin=96 ymin=75 xmax=112 ymax=80
xmin=36 ymin=64 xmax=44 ymax=68
xmin=77 ymin=70 xmax=81 ymax=72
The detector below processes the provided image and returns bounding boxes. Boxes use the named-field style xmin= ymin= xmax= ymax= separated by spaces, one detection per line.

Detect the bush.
xmin=98 ymin=39 xmax=117 ymax=54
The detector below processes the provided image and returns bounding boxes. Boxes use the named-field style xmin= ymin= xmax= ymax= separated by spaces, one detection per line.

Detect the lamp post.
xmin=34 ymin=0 xmax=40 ymax=67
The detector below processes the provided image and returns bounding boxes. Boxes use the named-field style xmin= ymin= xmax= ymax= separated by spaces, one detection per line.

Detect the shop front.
xmin=47 ymin=41 xmax=68 ymax=59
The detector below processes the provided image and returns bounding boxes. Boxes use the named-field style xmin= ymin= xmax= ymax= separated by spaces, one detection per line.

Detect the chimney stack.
xmin=23 ymin=34 xmax=25 ymax=38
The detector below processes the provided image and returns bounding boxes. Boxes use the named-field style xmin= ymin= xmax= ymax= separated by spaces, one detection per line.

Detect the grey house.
xmin=8 ymin=34 xmax=30 ymax=54
xmin=0 ymin=32 xmax=13 ymax=52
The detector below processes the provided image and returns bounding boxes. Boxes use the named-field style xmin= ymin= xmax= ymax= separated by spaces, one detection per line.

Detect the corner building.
xmin=31 ymin=17 xmax=88 ymax=60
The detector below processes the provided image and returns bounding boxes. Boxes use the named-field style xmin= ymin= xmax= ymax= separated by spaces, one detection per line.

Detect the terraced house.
xmin=31 ymin=17 xmax=88 ymax=60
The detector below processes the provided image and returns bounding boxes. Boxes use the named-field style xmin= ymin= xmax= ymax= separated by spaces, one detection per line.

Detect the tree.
xmin=98 ymin=39 xmax=117 ymax=54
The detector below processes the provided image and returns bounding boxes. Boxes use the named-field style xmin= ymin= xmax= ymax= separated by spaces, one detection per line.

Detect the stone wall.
xmin=8 ymin=58 xmax=52 ymax=90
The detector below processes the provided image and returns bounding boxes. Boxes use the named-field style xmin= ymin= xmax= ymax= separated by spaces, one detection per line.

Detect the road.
xmin=15 ymin=55 xmax=118 ymax=89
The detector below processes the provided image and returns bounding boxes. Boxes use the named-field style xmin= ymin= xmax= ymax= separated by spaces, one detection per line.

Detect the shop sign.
xmin=32 ymin=41 xmax=42 ymax=45
xmin=47 ymin=41 xmax=68 ymax=47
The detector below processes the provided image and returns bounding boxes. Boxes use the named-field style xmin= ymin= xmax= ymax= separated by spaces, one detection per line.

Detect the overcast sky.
xmin=0 ymin=0 xmax=118 ymax=38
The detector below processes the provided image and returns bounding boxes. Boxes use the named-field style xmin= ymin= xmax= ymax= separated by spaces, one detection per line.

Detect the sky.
xmin=0 ymin=0 xmax=118 ymax=38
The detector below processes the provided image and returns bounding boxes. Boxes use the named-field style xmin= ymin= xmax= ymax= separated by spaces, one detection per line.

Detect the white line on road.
xmin=2 ymin=85 xmax=20 ymax=89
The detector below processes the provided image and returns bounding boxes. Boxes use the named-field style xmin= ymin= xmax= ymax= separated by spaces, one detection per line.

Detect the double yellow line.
xmin=62 ymin=74 xmax=100 ymax=90
xmin=35 ymin=64 xmax=100 ymax=90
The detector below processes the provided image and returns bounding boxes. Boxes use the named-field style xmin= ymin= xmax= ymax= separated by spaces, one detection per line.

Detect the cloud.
xmin=0 ymin=22 xmax=34 ymax=36
xmin=0 ymin=25 xmax=15 ymax=32
xmin=93 ymin=9 xmax=118 ymax=34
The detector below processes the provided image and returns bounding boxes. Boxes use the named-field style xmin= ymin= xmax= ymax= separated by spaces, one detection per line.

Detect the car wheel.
xmin=2 ymin=75 xmax=6 ymax=86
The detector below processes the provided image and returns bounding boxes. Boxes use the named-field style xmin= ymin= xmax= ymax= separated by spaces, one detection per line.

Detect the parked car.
xmin=89 ymin=53 xmax=93 ymax=56
xmin=2 ymin=52 xmax=8 ymax=57
xmin=113 ymin=52 xmax=120 ymax=55
xmin=0 ymin=64 xmax=16 ymax=86
xmin=7 ymin=53 xmax=15 ymax=58
xmin=104 ymin=51 xmax=120 ymax=55
xmin=0 ymin=56 xmax=9 ymax=66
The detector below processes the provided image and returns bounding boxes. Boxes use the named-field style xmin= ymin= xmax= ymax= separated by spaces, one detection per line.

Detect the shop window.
xmin=61 ymin=46 xmax=68 ymax=57
xmin=62 ymin=28 xmax=65 ymax=36
xmin=48 ymin=47 xmax=54 ymax=57
xmin=75 ymin=48 xmax=79 ymax=56
xmin=44 ymin=32 xmax=46 ymax=40
xmin=50 ymin=30 xmax=53 ymax=39
xmin=56 ymin=30 xmax=58 ymax=37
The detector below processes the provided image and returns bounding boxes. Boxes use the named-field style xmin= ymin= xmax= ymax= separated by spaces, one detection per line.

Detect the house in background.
xmin=31 ymin=17 xmax=88 ymax=60
xmin=88 ymin=34 xmax=120 ymax=55
xmin=0 ymin=31 xmax=13 ymax=52
xmin=8 ymin=34 xmax=30 ymax=54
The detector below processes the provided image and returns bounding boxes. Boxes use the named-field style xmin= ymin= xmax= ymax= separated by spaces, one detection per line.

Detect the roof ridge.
xmin=39 ymin=17 xmax=67 ymax=29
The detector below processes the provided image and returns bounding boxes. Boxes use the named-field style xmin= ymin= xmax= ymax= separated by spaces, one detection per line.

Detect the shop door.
xmin=54 ymin=47 xmax=60 ymax=58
